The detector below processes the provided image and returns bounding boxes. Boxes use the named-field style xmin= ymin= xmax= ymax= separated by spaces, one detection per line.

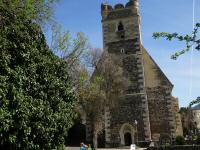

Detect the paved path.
xmin=67 ymin=147 xmax=146 ymax=150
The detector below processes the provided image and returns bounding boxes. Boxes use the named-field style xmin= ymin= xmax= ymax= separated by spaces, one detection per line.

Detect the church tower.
xmin=99 ymin=0 xmax=182 ymax=147
xmin=101 ymin=0 xmax=151 ymax=146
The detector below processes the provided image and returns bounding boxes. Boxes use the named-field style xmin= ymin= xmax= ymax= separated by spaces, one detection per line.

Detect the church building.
xmin=68 ymin=0 xmax=183 ymax=147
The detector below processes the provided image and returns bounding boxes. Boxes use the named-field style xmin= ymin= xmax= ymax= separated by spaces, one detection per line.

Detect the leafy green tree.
xmin=79 ymin=73 xmax=105 ymax=150
xmin=0 ymin=0 xmax=59 ymax=26
xmin=81 ymin=49 xmax=130 ymax=149
xmin=76 ymin=64 xmax=105 ymax=149
xmin=0 ymin=6 xmax=77 ymax=150
xmin=50 ymin=24 xmax=89 ymax=73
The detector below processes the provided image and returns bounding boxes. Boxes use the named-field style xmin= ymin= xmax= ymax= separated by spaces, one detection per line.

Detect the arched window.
xmin=121 ymin=48 xmax=125 ymax=53
xmin=118 ymin=22 xmax=124 ymax=31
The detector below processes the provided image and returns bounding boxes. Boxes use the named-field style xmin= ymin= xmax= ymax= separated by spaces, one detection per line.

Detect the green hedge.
xmin=147 ymin=145 xmax=200 ymax=150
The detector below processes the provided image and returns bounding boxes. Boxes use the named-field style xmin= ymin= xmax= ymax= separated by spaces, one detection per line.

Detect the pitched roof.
xmin=142 ymin=46 xmax=173 ymax=89
xmin=192 ymin=103 xmax=200 ymax=110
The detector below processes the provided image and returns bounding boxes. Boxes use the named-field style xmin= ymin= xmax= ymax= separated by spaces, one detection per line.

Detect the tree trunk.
xmin=93 ymin=132 xmax=98 ymax=150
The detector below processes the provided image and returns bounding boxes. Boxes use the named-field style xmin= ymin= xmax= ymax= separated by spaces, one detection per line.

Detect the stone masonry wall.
xmin=142 ymin=48 xmax=177 ymax=140
xmin=173 ymin=97 xmax=183 ymax=136
xmin=146 ymin=87 xmax=171 ymax=140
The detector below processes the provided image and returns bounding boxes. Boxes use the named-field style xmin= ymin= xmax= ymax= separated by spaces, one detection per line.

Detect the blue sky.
xmin=45 ymin=0 xmax=200 ymax=107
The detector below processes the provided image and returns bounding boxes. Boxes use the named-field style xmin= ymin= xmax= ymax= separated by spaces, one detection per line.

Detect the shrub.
xmin=197 ymin=135 xmax=200 ymax=145
xmin=175 ymin=136 xmax=185 ymax=145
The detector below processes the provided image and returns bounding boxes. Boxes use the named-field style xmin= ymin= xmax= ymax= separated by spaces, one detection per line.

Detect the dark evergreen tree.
xmin=0 ymin=6 xmax=77 ymax=150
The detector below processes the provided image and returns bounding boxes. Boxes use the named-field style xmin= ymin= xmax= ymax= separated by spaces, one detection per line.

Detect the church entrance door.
xmin=124 ymin=132 xmax=132 ymax=146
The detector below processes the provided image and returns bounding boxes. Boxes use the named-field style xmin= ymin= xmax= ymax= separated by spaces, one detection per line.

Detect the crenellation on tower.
xmin=114 ymin=4 xmax=125 ymax=9
xmin=101 ymin=0 xmax=140 ymax=21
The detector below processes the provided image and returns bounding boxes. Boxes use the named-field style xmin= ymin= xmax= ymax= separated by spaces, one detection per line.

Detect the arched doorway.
xmin=124 ymin=132 xmax=132 ymax=146
xmin=119 ymin=123 xmax=135 ymax=146
xmin=67 ymin=123 xmax=86 ymax=146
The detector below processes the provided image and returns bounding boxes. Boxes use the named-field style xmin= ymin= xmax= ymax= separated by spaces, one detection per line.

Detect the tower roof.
xmin=192 ymin=104 xmax=200 ymax=110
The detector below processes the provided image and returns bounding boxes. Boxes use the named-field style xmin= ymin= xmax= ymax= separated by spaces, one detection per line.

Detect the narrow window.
xmin=121 ymin=48 xmax=125 ymax=53
xmin=118 ymin=22 xmax=124 ymax=31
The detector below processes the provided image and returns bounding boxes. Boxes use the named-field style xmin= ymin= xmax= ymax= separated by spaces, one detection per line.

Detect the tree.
xmin=153 ymin=23 xmax=200 ymax=106
xmin=96 ymin=52 xmax=130 ymax=107
xmin=83 ymin=76 xmax=105 ymax=150
xmin=50 ymin=24 xmax=89 ymax=75
xmin=76 ymin=57 xmax=105 ymax=149
xmin=153 ymin=23 xmax=200 ymax=60
xmin=189 ymin=97 xmax=200 ymax=107
xmin=0 ymin=0 xmax=59 ymax=27
xmin=74 ymin=48 xmax=129 ymax=149
xmin=49 ymin=18 xmax=105 ymax=149
xmin=85 ymin=50 xmax=130 ymax=148
xmin=0 ymin=6 xmax=77 ymax=150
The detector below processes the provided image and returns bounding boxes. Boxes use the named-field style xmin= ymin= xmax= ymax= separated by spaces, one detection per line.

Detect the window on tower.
xmin=116 ymin=21 xmax=125 ymax=39
xmin=120 ymin=48 xmax=125 ymax=53
xmin=118 ymin=22 xmax=124 ymax=31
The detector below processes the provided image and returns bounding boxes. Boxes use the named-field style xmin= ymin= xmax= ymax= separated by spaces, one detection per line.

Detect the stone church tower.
xmin=84 ymin=0 xmax=183 ymax=147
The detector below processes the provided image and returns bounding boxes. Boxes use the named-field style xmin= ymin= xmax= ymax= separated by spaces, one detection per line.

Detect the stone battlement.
xmin=101 ymin=0 xmax=140 ymax=20
xmin=101 ymin=0 xmax=139 ymax=12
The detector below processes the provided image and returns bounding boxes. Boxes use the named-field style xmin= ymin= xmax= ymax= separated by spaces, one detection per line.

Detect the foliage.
xmin=0 ymin=7 xmax=77 ymax=150
xmin=0 ymin=0 xmax=59 ymax=26
xmin=77 ymin=66 xmax=105 ymax=149
xmin=189 ymin=97 xmax=200 ymax=107
xmin=50 ymin=19 xmax=101 ymax=149
xmin=75 ymin=49 xmax=130 ymax=148
xmin=82 ymin=50 xmax=105 ymax=149
xmin=77 ymin=50 xmax=130 ymax=148
xmin=147 ymin=146 xmax=200 ymax=150
xmin=183 ymin=128 xmax=189 ymax=137
xmin=153 ymin=23 xmax=200 ymax=60
xmin=98 ymin=52 xmax=130 ymax=107
xmin=175 ymin=136 xmax=185 ymax=145
xmin=179 ymin=107 xmax=189 ymax=115
xmin=51 ymin=24 xmax=89 ymax=73
xmin=196 ymin=135 xmax=200 ymax=145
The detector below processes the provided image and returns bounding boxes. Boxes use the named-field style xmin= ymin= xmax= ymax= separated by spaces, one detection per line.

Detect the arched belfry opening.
xmin=118 ymin=21 xmax=124 ymax=31
xmin=119 ymin=123 xmax=135 ymax=146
